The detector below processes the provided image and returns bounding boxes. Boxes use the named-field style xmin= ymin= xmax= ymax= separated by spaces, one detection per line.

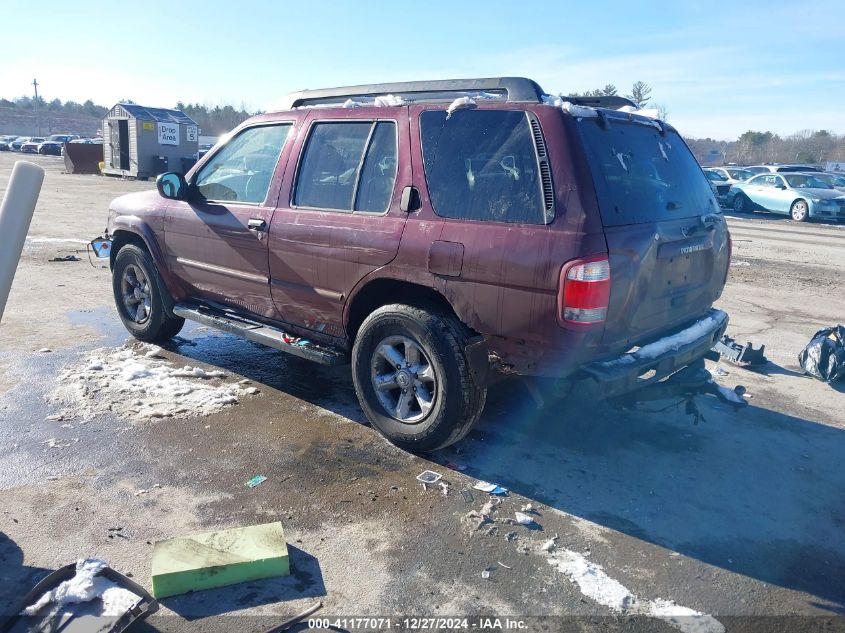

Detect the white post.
xmin=0 ymin=161 xmax=45 ymax=323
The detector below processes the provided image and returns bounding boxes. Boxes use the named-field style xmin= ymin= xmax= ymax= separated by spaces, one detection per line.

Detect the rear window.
xmin=576 ymin=118 xmax=718 ymax=226
xmin=420 ymin=110 xmax=548 ymax=224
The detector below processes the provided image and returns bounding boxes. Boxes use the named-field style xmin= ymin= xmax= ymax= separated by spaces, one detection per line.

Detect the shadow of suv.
xmin=98 ymin=77 xmax=732 ymax=452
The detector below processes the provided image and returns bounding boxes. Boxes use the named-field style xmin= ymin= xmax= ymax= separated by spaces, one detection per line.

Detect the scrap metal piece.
xmin=713 ymin=335 xmax=767 ymax=367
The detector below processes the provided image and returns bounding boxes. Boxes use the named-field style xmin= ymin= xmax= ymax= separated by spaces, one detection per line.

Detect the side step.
xmin=173 ymin=303 xmax=348 ymax=366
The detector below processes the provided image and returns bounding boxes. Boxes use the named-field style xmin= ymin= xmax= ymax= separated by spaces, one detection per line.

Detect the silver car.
xmin=728 ymin=172 xmax=845 ymax=221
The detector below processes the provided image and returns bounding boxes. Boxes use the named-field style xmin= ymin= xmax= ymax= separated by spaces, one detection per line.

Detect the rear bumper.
xmin=581 ymin=309 xmax=729 ymax=398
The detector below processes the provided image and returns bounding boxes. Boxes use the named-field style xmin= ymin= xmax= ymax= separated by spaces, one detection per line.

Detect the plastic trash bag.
xmin=798 ymin=325 xmax=845 ymax=384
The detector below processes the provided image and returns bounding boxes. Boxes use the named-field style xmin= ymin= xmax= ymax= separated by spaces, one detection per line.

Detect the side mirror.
xmin=156 ymin=172 xmax=188 ymax=200
xmin=777 ymin=184 xmax=787 ymax=190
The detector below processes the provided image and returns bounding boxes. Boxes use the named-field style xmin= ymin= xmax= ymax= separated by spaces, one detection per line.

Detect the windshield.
xmin=576 ymin=118 xmax=717 ymax=226
xmin=705 ymin=170 xmax=728 ymax=181
xmin=727 ymin=169 xmax=753 ymax=180
xmin=785 ymin=174 xmax=831 ymax=189
xmin=820 ymin=173 xmax=845 ymax=187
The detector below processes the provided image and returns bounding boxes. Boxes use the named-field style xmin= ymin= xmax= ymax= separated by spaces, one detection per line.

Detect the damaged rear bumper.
xmin=581 ymin=309 xmax=729 ymax=399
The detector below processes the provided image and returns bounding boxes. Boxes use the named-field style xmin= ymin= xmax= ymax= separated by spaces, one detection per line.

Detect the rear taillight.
xmin=558 ymin=255 xmax=611 ymax=326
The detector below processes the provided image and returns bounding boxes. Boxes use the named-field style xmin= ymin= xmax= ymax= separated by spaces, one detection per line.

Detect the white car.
xmin=706 ymin=167 xmax=754 ymax=184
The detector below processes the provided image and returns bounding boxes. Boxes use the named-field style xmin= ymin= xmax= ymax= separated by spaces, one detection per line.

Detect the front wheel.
xmin=112 ymin=244 xmax=184 ymax=342
xmin=790 ymin=199 xmax=809 ymax=222
xmin=733 ymin=194 xmax=750 ymax=213
xmin=351 ymin=304 xmax=486 ymax=452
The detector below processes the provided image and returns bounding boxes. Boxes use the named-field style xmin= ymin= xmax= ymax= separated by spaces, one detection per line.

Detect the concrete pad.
xmin=151 ymin=521 xmax=289 ymax=599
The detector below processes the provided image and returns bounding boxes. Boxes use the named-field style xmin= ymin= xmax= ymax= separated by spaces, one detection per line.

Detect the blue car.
xmin=728 ymin=172 xmax=845 ymax=222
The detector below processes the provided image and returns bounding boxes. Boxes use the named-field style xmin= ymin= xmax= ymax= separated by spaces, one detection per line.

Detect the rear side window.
xmin=420 ymin=110 xmax=547 ymax=224
xmin=294 ymin=121 xmax=397 ymax=213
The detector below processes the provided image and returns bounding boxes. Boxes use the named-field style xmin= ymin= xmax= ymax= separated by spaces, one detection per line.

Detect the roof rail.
xmin=560 ymin=95 xmax=637 ymax=110
xmin=281 ymin=77 xmax=546 ymax=109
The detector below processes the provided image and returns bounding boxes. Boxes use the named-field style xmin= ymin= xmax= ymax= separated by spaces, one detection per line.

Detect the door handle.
xmin=248 ymin=218 xmax=267 ymax=232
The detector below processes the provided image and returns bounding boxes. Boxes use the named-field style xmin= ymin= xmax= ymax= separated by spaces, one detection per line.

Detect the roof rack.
xmin=281 ymin=77 xmax=546 ymax=109
xmin=559 ymin=95 xmax=637 ymax=110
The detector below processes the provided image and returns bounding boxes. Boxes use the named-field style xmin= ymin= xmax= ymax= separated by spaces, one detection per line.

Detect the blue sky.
xmin=3 ymin=0 xmax=843 ymax=140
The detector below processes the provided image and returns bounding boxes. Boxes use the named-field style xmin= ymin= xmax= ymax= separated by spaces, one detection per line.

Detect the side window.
xmin=293 ymin=121 xmax=398 ymax=213
xmin=195 ymin=124 xmax=292 ymax=203
xmin=420 ymin=110 xmax=547 ymax=224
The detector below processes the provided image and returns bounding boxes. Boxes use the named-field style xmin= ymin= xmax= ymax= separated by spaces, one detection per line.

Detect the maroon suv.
xmin=100 ymin=77 xmax=732 ymax=451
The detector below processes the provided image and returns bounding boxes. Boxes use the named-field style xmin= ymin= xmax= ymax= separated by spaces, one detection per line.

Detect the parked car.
xmin=38 ymin=140 xmax=64 ymax=156
xmin=707 ymin=167 xmax=754 ymax=183
xmin=0 ymin=135 xmax=17 ymax=151
xmin=47 ymin=133 xmax=79 ymax=144
xmin=746 ymin=164 xmax=822 ymax=174
xmin=814 ymin=172 xmax=845 ymax=193
xmin=728 ymin=172 xmax=845 ymax=221
xmin=703 ymin=169 xmax=732 ymax=205
xmin=10 ymin=137 xmax=32 ymax=151
xmin=20 ymin=137 xmax=45 ymax=153
xmin=97 ymin=77 xmax=733 ymax=451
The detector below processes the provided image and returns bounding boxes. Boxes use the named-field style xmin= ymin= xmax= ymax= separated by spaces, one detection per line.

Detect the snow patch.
xmin=561 ymin=101 xmax=599 ymax=119
xmin=547 ymin=549 xmax=724 ymax=633
xmin=597 ymin=310 xmax=727 ymax=368
xmin=373 ymin=94 xmax=405 ymax=107
xmin=446 ymin=97 xmax=476 ymax=119
xmin=342 ymin=99 xmax=361 ymax=109
xmin=48 ymin=343 xmax=255 ymax=421
xmin=711 ymin=382 xmax=746 ymax=405
xmin=22 ymin=559 xmax=140 ymax=618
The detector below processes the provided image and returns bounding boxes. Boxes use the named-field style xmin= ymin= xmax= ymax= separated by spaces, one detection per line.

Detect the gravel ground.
xmin=1 ymin=153 xmax=844 ymax=632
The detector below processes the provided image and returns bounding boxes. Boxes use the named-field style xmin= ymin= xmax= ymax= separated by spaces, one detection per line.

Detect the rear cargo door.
xmin=575 ymin=114 xmax=730 ymax=352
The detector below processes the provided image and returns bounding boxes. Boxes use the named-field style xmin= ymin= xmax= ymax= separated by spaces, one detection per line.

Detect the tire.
xmin=351 ymin=304 xmax=486 ymax=452
xmin=790 ymin=199 xmax=809 ymax=222
xmin=733 ymin=194 xmax=750 ymax=213
xmin=112 ymin=244 xmax=184 ymax=342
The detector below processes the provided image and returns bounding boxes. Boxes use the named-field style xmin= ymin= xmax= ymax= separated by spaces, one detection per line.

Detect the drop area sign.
xmin=157 ymin=122 xmax=179 ymax=145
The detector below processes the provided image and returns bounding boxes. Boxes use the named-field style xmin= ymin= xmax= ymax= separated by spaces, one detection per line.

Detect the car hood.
xmin=109 ymin=189 xmax=163 ymax=217
xmin=793 ymin=187 xmax=845 ymax=200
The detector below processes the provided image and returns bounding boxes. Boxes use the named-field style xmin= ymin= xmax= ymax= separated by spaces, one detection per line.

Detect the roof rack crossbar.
xmin=284 ymin=77 xmax=545 ymax=109
xmin=559 ymin=95 xmax=638 ymax=110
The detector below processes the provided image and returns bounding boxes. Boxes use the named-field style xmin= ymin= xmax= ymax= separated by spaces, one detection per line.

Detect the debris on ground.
xmin=713 ymin=335 xmax=767 ymax=367
xmin=38 ymin=348 xmax=52 ymax=353
xmin=497 ymin=561 xmax=511 ymax=569
xmin=463 ymin=510 xmax=492 ymax=531
xmin=520 ymin=503 xmax=535 ymax=513
xmin=480 ymin=497 xmax=501 ymax=516
xmin=481 ymin=569 xmax=491 ymax=579
xmin=540 ymin=536 xmax=559 ymax=552
xmin=151 ymin=521 xmax=289 ymax=598
xmin=504 ymin=531 xmax=518 ymax=542
xmin=473 ymin=480 xmax=508 ymax=495
xmin=21 ymin=558 xmax=141 ymax=618
xmin=713 ymin=365 xmax=729 ymax=376
xmin=798 ymin=325 xmax=845 ymax=384
xmin=48 ymin=254 xmax=81 ymax=262
xmin=246 ymin=475 xmax=267 ymax=488
xmin=446 ymin=462 xmax=467 ymax=471
xmin=515 ymin=512 xmax=536 ymax=526
xmin=416 ymin=470 xmax=442 ymax=484
xmin=438 ymin=481 xmax=450 ymax=496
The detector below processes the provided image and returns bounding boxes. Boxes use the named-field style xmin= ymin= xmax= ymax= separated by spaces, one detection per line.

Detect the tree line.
xmin=0 ymin=95 xmax=253 ymax=136
xmin=2 ymin=90 xmax=842 ymax=162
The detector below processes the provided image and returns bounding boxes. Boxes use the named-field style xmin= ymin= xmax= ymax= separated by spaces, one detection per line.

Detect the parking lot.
xmin=1 ymin=152 xmax=845 ymax=631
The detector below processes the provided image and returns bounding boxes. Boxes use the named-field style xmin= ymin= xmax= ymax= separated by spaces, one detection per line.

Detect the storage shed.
xmin=102 ymin=104 xmax=199 ymax=179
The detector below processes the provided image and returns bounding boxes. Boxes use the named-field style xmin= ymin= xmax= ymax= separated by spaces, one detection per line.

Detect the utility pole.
xmin=32 ymin=78 xmax=40 ymax=136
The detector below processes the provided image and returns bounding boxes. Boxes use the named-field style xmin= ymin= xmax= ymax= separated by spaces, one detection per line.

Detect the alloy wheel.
xmin=370 ymin=335 xmax=437 ymax=423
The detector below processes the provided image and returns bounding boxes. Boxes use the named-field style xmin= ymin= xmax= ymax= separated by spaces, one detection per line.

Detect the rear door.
xmin=574 ymin=114 xmax=730 ymax=353
xmin=267 ymin=109 xmax=409 ymax=336
xmin=164 ymin=122 xmax=295 ymax=319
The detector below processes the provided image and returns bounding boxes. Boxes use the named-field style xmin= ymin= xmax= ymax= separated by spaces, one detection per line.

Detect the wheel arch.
xmin=344 ymin=278 xmax=473 ymax=341
xmin=110 ymin=220 xmax=183 ymax=301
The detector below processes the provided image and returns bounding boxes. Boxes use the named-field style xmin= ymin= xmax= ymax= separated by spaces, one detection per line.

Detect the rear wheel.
xmin=352 ymin=304 xmax=486 ymax=452
xmin=790 ymin=199 xmax=809 ymax=222
xmin=112 ymin=244 xmax=184 ymax=342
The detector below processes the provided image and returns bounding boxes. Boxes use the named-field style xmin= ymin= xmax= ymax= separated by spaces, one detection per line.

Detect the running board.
xmin=173 ymin=303 xmax=348 ymax=366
